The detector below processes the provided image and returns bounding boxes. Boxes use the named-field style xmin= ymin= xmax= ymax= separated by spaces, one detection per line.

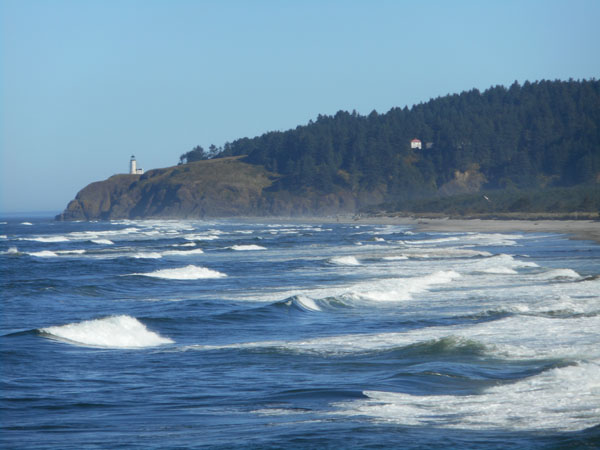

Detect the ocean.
xmin=1 ymin=217 xmax=599 ymax=449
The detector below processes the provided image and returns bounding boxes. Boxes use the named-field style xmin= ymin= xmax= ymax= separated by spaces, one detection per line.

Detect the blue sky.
xmin=1 ymin=0 xmax=599 ymax=213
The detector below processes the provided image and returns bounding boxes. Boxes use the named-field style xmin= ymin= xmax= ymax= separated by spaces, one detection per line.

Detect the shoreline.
xmin=243 ymin=215 xmax=600 ymax=244
xmin=345 ymin=216 xmax=600 ymax=244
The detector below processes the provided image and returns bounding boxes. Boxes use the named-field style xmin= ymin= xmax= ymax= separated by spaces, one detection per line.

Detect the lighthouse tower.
xmin=130 ymin=155 xmax=137 ymax=174
xmin=129 ymin=155 xmax=143 ymax=174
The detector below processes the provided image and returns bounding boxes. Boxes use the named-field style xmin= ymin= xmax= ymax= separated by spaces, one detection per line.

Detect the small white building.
xmin=130 ymin=155 xmax=144 ymax=175
xmin=410 ymin=139 xmax=422 ymax=150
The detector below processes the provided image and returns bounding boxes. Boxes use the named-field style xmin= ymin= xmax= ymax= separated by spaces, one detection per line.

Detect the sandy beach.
xmin=348 ymin=216 xmax=600 ymax=244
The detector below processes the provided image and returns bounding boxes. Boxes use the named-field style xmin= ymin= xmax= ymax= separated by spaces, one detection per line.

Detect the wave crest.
xmin=136 ymin=264 xmax=227 ymax=280
xmin=40 ymin=315 xmax=173 ymax=348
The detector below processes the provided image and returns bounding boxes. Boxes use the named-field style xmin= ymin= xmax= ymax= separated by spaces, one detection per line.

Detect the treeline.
xmin=374 ymin=185 xmax=600 ymax=217
xmin=180 ymin=79 xmax=600 ymax=206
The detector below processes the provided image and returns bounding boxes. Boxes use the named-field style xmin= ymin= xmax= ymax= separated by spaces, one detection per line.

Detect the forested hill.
xmin=183 ymin=79 xmax=599 ymax=207
xmin=58 ymin=79 xmax=600 ymax=221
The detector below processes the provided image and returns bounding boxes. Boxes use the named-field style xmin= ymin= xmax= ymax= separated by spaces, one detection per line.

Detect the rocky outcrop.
xmin=56 ymin=157 xmax=363 ymax=220
xmin=438 ymin=165 xmax=487 ymax=196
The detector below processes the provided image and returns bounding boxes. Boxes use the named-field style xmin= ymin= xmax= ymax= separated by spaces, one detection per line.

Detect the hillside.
xmin=57 ymin=157 xmax=275 ymax=220
xmin=58 ymin=79 xmax=600 ymax=220
xmin=56 ymin=157 xmax=358 ymax=220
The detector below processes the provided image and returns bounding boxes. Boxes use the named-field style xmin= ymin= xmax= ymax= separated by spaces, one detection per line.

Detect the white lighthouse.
xmin=129 ymin=155 xmax=144 ymax=175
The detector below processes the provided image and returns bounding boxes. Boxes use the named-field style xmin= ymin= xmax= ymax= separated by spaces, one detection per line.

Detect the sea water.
xmin=1 ymin=217 xmax=599 ymax=449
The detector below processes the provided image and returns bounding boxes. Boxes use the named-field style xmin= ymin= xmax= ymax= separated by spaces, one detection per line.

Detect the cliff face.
xmin=56 ymin=157 xmax=361 ymax=220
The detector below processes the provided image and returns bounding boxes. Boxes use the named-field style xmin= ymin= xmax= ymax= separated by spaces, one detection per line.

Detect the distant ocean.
xmin=1 ymin=217 xmax=599 ymax=449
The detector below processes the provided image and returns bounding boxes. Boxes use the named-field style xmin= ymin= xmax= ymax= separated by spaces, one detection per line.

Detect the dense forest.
xmin=179 ymin=79 xmax=599 ymax=213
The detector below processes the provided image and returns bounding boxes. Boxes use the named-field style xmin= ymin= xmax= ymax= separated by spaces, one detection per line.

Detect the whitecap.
xmin=404 ymin=236 xmax=460 ymax=245
xmin=20 ymin=236 xmax=70 ymax=243
xmin=229 ymin=244 xmax=266 ymax=251
xmin=480 ymin=267 xmax=518 ymax=274
xmin=132 ymin=252 xmax=163 ymax=259
xmin=28 ymin=250 xmax=59 ymax=258
xmin=351 ymin=270 xmax=461 ymax=302
xmin=20 ymin=222 xmax=33 ymax=226
xmin=135 ymin=264 xmax=227 ymax=280
xmin=331 ymin=362 xmax=600 ymax=432
xmin=329 ymin=256 xmax=361 ymax=266
xmin=91 ymin=239 xmax=114 ymax=245
xmin=172 ymin=242 xmax=197 ymax=247
xmin=2 ymin=246 xmax=19 ymax=255
xmin=40 ymin=315 xmax=173 ymax=349
xmin=162 ymin=248 xmax=205 ymax=256
xmin=56 ymin=249 xmax=86 ymax=255
xmin=535 ymin=268 xmax=581 ymax=280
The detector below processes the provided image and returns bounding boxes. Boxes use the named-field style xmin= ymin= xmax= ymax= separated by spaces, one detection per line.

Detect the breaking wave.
xmin=91 ymin=239 xmax=114 ymax=245
xmin=20 ymin=236 xmax=70 ymax=243
xmin=135 ymin=264 xmax=227 ymax=280
xmin=39 ymin=315 xmax=173 ymax=349
xmin=331 ymin=362 xmax=600 ymax=432
xmin=229 ymin=244 xmax=266 ymax=251
xmin=329 ymin=256 xmax=361 ymax=266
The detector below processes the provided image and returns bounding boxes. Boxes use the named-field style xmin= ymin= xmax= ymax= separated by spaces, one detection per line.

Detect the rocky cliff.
xmin=56 ymin=156 xmax=360 ymax=220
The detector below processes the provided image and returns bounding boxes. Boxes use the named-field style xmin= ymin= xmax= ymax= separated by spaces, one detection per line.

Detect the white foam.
xmin=56 ymin=249 xmax=86 ymax=255
xmin=229 ymin=244 xmax=266 ymax=251
xmin=0 ymin=235 xmax=7 ymax=239
xmin=382 ymin=256 xmax=409 ymax=261
xmin=399 ymin=248 xmax=492 ymax=259
xmin=20 ymin=236 xmax=70 ymax=243
xmin=162 ymin=248 xmax=205 ymax=256
xmin=184 ymin=314 xmax=600 ymax=361
xmin=136 ymin=264 xmax=227 ymax=280
xmin=480 ymin=267 xmax=517 ymax=274
xmin=20 ymin=222 xmax=33 ymax=225
xmin=535 ymin=268 xmax=581 ymax=280
xmin=331 ymin=362 xmax=600 ymax=432
xmin=132 ymin=252 xmax=163 ymax=259
xmin=28 ymin=250 xmax=59 ymax=258
xmin=405 ymin=236 xmax=460 ymax=245
xmin=329 ymin=256 xmax=361 ymax=266
xmin=2 ymin=246 xmax=19 ymax=255
xmin=91 ymin=239 xmax=114 ymax=245
xmin=469 ymin=254 xmax=538 ymax=274
xmin=184 ymin=234 xmax=220 ymax=241
xmin=173 ymin=242 xmax=197 ymax=247
xmin=351 ymin=270 xmax=461 ymax=302
xmin=40 ymin=315 xmax=173 ymax=349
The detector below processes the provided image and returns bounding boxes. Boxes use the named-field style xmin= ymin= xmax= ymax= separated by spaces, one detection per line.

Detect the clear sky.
xmin=1 ymin=0 xmax=599 ymax=213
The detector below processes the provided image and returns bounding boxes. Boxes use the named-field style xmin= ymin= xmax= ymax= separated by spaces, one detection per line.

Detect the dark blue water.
xmin=1 ymin=217 xmax=599 ymax=449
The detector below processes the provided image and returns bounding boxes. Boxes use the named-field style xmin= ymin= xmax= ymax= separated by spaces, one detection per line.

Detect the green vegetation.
xmin=180 ymin=79 xmax=599 ymax=214
xmin=371 ymin=185 xmax=600 ymax=218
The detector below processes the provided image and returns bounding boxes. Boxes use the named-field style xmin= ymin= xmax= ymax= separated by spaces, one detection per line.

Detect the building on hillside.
xmin=410 ymin=138 xmax=422 ymax=150
xmin=130 ymin=155 xmax=144 ymax=175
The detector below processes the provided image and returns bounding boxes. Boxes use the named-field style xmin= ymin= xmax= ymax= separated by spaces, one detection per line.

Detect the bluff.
xmin=56 ymin=157 xmax=359 ymax=220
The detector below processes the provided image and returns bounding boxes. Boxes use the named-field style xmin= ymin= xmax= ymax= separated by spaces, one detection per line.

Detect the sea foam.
xmin=91 ymin=239 xmax=114 ymax=245
xmin=329 ymin=256 xmax=361 ymax=266
xmin=352 ymin=270 xmax=461 ymax=302
xmin=229 ymin=244 xmax=266 ymax=251
xmin=136 ymin=264 xmax=227 ymax=280
xmin=331 ymin=362 xmax=600 ymax=432
xmin=21 ymin=236 xmax=70 ymax=243
xmin=28 ymin=250 xmax=59 ymax=258
xmin=40 ymin=315 xmax=174 ymax=348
